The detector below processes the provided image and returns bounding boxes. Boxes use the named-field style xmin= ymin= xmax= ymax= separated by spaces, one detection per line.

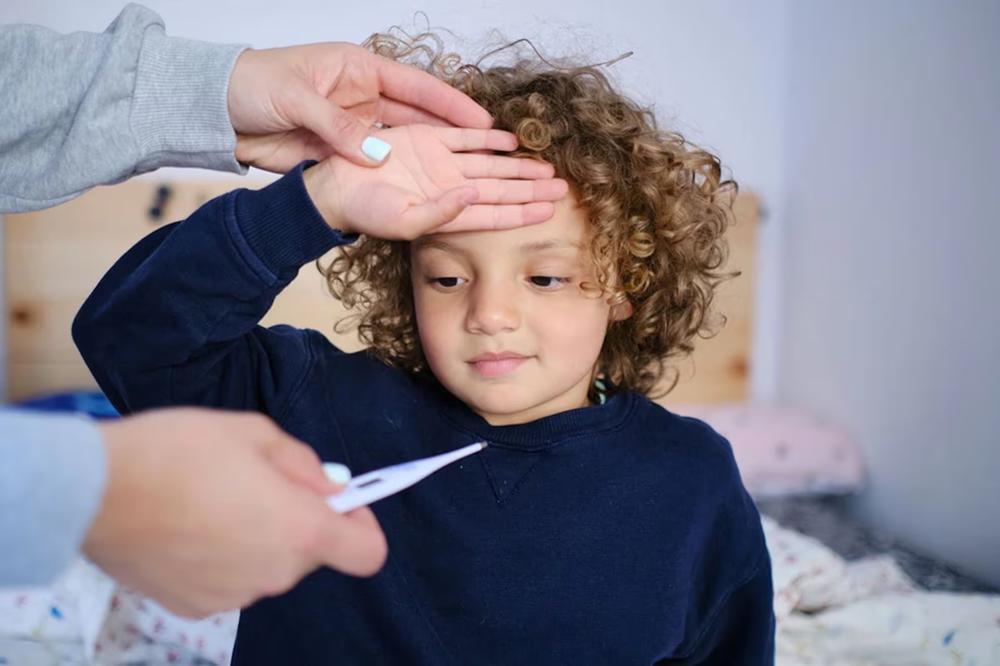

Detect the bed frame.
xmin=3 ymin=179 xmax=759 ymax=404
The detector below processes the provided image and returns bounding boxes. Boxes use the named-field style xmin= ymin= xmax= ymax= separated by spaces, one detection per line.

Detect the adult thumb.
xmin=311 ymin=507 xmax=388 ymax=577
xmin=290 ymin=89 xmax=392 ymax=167
xmin=265 ymin=438 xmax=339 ymax=496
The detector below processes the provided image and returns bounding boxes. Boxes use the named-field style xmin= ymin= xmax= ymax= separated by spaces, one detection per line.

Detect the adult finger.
xmin=435 ymin=128 xmax=518 ymax=152
xmin=376 ymin=56 xmax=492 ymax=129
xmin=288 ymin=87 xmax=390 ymax=167
xmin=456 ymin=154 xmax=555 ymax=179
xmin=238 ymin=413 xmax=336 ymax=495
xmin=432 ymin=202 xmax=556 ymax=233
xmin=265 ymin=439 xmax=339 ymax=496
xmin=235 ymin=131 xmax=336 ymax=174
xmin=472 ymin=178 xmax=569 ymax=204
xmin=310 ymin=506 xmax=388 ymax=577
xmin=157 ymin=597 xmax=209 ymax=620
xmin=378 ymin=98 xmax=452 ymax=128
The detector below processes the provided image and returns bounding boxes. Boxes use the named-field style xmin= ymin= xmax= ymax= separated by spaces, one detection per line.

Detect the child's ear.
xmin=610 ymin=300 xmax=633 ymax=322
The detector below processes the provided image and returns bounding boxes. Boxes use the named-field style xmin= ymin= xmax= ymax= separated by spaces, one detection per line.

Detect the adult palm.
xmin=302 ymin=125 xmax=569 ymax=240
xmin=229 ymin=43 xmax=493 ymax=172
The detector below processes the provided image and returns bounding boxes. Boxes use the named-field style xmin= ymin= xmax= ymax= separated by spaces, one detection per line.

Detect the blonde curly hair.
xmin=322 ymin=30 xmax=737 ymax=399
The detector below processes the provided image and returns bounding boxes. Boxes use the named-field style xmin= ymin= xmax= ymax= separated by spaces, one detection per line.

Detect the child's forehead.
xmin=413 ymin=195 xmax=590 ymax=258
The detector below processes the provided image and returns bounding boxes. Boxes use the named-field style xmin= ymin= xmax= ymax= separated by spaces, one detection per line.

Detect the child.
xmin=74 ymin=31 xmax=774 ymax=665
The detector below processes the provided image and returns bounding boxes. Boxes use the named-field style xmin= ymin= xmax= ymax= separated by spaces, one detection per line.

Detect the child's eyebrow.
xmin=413 ymin=239 xmax=583 ymax=254
xmin=519 ymin=239 xmax=584 ymax=252
xmin=412 ymin=239 xmax=465 ymax=255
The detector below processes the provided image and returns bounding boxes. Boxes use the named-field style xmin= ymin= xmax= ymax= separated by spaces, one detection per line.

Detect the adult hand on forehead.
xmin=228 ymin=43 xmax=493 ymax=172
xmin=299 ymin=124 xmax=570 ymax=239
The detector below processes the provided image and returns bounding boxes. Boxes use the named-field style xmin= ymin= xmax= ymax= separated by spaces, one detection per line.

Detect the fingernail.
xmin=323 ymin=463 xmax=352 ymax=485
xmin=362 ymin=136 xmax=392 ymax=163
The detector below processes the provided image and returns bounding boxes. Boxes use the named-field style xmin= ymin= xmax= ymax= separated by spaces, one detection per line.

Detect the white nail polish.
xmin=362 ymin=136 xmax=392 ymax=163
xmin=323 ymin=463 xmax=352 ymax=484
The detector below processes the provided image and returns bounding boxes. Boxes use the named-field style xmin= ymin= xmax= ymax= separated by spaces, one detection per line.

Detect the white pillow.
xmin=671 ymin=403 xmax=865 ymax=497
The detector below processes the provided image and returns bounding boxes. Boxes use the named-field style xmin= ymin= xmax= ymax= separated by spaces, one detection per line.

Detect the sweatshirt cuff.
xmin=231 ymin=162 xmax=358 ymax=282
xmin=0 ymin=410 xmax=108 ymax=585
xmin=131 ymin=29 xmax=247 ymax=174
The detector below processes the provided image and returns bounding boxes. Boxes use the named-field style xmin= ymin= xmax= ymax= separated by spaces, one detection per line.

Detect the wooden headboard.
xmin=3 ymin=180 xmax=758 ymax=405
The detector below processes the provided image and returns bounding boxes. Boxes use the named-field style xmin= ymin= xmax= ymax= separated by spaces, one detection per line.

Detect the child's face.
xmin=411 ymin=194 xmax=616 ymax=425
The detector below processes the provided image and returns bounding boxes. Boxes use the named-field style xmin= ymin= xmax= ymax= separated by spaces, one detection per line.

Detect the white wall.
xmin=0 ymin=0 xmax=788 ymax=401
xmin=0 ymin=216 xmax=5 ymax=401
xmin=781 ymin=0 xmax=1000 ymax=585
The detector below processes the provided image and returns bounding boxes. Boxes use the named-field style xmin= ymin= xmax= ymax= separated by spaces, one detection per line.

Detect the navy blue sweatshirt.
xmin=73 ymin=165 xmax=775 ymax=665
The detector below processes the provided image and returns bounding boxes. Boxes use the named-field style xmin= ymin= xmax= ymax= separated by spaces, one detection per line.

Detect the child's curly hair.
xmin=322 ymin=30 xmax=737 ymax=399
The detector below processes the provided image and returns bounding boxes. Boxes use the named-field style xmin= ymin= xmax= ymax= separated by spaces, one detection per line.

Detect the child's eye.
xmin=529 ymin=276 xmax=571 ymax=289
xmin=429 ymin=277 xmax=467 ymax=289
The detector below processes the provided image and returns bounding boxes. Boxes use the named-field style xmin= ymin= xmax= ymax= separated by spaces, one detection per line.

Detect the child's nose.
xmin=465 ymin=282 xmax=520 ymax=335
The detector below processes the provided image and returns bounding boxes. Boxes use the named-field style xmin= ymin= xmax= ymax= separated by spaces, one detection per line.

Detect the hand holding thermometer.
xmin=324 ymin=442 xmax=487 ymax=513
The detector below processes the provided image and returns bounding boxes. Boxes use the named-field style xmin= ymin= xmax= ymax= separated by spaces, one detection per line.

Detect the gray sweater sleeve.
xmin=0 ymin=3 xmax=247 ymax=585
xmin=0 ymin=410 xmax=107 ymax=585
xmin=0 ymin=3 xmax=248 ymax=213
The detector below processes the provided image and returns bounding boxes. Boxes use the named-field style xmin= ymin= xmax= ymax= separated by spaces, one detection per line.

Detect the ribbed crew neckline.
xmin=423 ymin=377 xmax=638 ymax=451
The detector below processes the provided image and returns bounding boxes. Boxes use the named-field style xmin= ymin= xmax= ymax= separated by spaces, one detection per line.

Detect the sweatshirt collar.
xmin=423 ymin=376 xmax=637 ymax=451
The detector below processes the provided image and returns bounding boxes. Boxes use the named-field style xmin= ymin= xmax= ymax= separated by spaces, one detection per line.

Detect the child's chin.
xmin=461 ymin=391 xmax=538 ymax=423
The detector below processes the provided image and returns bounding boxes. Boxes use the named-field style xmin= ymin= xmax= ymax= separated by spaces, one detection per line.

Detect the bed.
xmin=3 ymin=182 xmax=999 ymax=664
xmin=679 ymin=402 xmax=1000 ymax=664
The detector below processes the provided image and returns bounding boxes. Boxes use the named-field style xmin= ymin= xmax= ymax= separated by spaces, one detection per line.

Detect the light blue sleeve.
xmin=0 ymin=3 xmax=248 ymax=213
xmin=0 ymin=409 xmax=107 ymax=585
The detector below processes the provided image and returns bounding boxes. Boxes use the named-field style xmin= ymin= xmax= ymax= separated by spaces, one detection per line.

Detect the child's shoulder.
xmin=629 ymin=394 xmax=743 ymax=480
xmin=626 ymin=395 xmax=761 ymax=529
xmin=297 ymin=328 xmax=426 ymax=398
xmin=635 ymin=397 xmax=766 ymax=557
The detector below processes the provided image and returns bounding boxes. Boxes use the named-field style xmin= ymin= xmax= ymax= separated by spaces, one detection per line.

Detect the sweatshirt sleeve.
xmin=72 ymin=162 xmax=356 ymax=418
xmin=0 ymin=409 xmax=107 ymax=585
xmin=662 ymin=420 xmax=776 ymax=665
xmin=0 ymin=3 xmax=247 ymax=213
xmin=676 ymin=552 xmax=776 ymax=665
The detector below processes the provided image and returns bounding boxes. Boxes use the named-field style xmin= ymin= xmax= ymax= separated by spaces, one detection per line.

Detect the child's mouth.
xmin=467 ymin=352 xmax=531 ymax=378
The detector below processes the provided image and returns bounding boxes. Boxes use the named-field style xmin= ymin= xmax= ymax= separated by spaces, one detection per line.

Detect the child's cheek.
xmin=413 ymin=291 xmax=459 ymax=370
xmin=540 ymin=299 xmax=610 ymax=360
